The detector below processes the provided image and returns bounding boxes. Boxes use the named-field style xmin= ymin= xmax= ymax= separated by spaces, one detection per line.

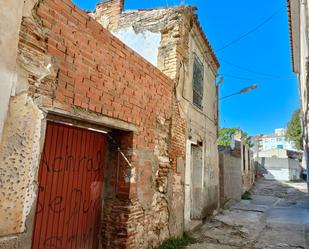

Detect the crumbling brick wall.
xmin=0 ymin=0 xmax=186 ymax=248
xmin=92 ymin=1 xmax=220 ymax=222
xmin=93 ymin=6 xmax=194 ymax=81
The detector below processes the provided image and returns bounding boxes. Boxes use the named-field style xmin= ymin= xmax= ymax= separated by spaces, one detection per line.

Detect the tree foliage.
xmin=242 ymin=131 xmax=254 ymax=148
xmin=218 ymin=128 xmax=238 ymax=147
xmin=286 ymin=109 xmax=303 ymax=150
xmin=218 ymin=128 xmax=253 ymax=148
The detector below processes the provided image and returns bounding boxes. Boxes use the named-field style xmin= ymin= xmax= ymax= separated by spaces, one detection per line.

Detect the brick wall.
xmin=93 ymin=0 xmax=124 ymax=30
xmin=16 ymin=0 xmax=186 ymax=248
xmin=93 ymin=2 xmax=220 ymax=221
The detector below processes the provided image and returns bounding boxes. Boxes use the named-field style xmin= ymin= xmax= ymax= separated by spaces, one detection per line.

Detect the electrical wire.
xmin=219 ymin=58 xmax=295 ymax=80
xmin=216 ymin=6 xmax=285 ymax=52
xmin=221 ymin=73 xmax=295 ymax=82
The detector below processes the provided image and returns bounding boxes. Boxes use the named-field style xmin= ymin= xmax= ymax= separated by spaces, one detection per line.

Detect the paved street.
xmin=187 ymin=179 xmax=309 ymax=249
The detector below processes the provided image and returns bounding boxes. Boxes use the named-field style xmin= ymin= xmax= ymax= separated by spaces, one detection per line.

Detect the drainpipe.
xmin=216 ymin=76 xmax=224 ymax=136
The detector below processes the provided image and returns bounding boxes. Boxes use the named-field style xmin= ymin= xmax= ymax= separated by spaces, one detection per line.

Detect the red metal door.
xmin=32 ymin=122 xmax=107 ymax=249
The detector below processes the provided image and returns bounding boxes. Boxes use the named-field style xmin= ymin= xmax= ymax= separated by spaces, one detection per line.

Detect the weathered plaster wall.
xmin=258 ymin=149 xmax=289 ymax=158
xmin=299 ymin=0 xmax=309 ymax=190
xmin=219 ymin=152 xmax=242 ymax=206
xmin=289 ymin=0 xmax=309 ymax=190
xmin=0 ymin=1 xmax=48 ymax=248
xmin=0 ymin=0 xmax=26 ymax=140
xmin=219 ymin=141 xmax=255 ymax=208
xmin=241 ymin=144 xmax=255 ymax=192
xmin=259 ymin=157 xmax=301 ymax=181
xmin=93 ymin=6 xmax=189 ymax=81
xmin=181 ymin=17 xmax=219 ymax=223
xmin=0 ymin=0 xmax=186 ymax=248
xmin=92 ymin=4 xmax=220 ymax=226
xmin=0 ymin=94 xmax=44 ymax=235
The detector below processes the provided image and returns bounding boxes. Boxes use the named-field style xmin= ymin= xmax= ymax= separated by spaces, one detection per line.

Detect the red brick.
xmin=53 ymin=100 xmax=71 ymax=111
xmin=20 ymin=1 xmax=186 ymax=248
xmin=48 ymin=44 xmax=65 ymax=59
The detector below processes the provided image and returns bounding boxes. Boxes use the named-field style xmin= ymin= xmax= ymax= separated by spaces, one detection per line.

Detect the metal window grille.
xmin=192 ymin=55 xmax=204 ymax=110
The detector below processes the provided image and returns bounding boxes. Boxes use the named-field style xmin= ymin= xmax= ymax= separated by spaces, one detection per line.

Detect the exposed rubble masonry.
xmin=92 ymin=0 xmax=220 ymax=224
xmin=0 ymin=0 xmax=186 ymax=248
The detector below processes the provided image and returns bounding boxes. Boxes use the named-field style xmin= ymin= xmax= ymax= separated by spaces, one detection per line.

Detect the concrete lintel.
xmin=43 ymin=108 xmax=138 ymax=132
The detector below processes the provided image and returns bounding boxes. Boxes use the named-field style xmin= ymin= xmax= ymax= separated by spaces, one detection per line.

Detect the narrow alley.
xmin=0 ymin=0 xmax=308 ymax=248
xmin=187 ymin=179 xmax=309 ymax=249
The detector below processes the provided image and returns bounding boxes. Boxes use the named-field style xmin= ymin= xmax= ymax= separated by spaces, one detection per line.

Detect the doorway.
xmin=32 ymin=122 xmax=107 ymax=249
xmin=190 ymin=144 xmax=204 ymax=219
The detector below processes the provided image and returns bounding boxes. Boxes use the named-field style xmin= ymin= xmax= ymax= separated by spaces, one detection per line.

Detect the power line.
xmin=216 ymin=6 xmax=285 ymax=52
xmin=219 ymin=58 xmax=295 ymax=80
xmin=221 ymin=74 xmax=294 ymax=82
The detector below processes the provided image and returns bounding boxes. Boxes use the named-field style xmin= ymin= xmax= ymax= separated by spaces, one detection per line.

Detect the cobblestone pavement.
xmin=186 ymin=179 xmax=309 ymax=249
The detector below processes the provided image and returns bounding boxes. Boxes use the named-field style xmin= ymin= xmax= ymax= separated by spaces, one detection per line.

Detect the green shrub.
xmin=242 ymin=191 xmax=252 ymax=200
xmin=155 ymin=232 xmax=196 ymax=249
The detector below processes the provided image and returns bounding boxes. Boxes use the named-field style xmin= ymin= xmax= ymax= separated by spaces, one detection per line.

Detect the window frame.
xmin=192 ymin=54 xmax=204 ymax=110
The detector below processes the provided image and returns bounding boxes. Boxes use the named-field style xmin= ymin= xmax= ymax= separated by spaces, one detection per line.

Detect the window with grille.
xmin=192 ymin=55 xmax=204 ymax=110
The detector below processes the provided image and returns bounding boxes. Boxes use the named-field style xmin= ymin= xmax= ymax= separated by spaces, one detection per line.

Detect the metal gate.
xmin=32 ymin=122 xmax=107 ymax=249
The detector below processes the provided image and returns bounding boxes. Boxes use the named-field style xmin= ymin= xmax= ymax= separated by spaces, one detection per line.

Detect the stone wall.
xmin=0 ymin=0 xmax=186 ymax=248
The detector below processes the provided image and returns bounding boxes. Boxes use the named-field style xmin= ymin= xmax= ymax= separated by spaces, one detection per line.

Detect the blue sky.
xmin=73 ymin=0 xmax=299 ymax=136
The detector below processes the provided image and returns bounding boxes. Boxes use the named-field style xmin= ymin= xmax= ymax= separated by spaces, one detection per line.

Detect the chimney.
xmin=94 ymin=0 xmax=124 ymax=31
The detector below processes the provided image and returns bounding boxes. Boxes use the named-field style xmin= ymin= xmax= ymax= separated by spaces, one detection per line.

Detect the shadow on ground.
xmin=186 ymin=179 xmax=309 ymax=249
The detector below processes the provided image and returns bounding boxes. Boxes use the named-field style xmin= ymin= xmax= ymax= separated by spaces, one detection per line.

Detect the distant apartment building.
xmin=252 ymin=128 xmax=297 ymax=152
xmin=252 ymin=129 xmax=302 ymax=182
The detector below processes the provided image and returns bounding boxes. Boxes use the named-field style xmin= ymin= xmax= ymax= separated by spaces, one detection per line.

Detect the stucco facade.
xmin=92 ymin=0 xmax=220 ymax=229
xmin=288 ymin=0 xmax=309 ymax=190
xmin=258 ymin=157 xmax=302 ymax=181
xmin=219 ymin=140 xmax=255 ymax=208
xmin=0 ymin=0 xmax=27 ymax=141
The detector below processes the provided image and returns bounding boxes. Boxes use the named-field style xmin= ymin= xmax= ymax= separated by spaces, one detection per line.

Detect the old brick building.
xmin=92 ymin=0 xmax=220 ymax=229
xmin=0 ymin=0 xmax=219 ymax=248
xmin=0 ymin=0 xmax=187 ymax=248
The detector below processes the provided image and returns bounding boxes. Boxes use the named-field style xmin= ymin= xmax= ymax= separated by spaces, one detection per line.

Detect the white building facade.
xmin=288 ymin=0 xmax=309 ymax=190
xmin=253 ymin=128 xmax=297 ymax=152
